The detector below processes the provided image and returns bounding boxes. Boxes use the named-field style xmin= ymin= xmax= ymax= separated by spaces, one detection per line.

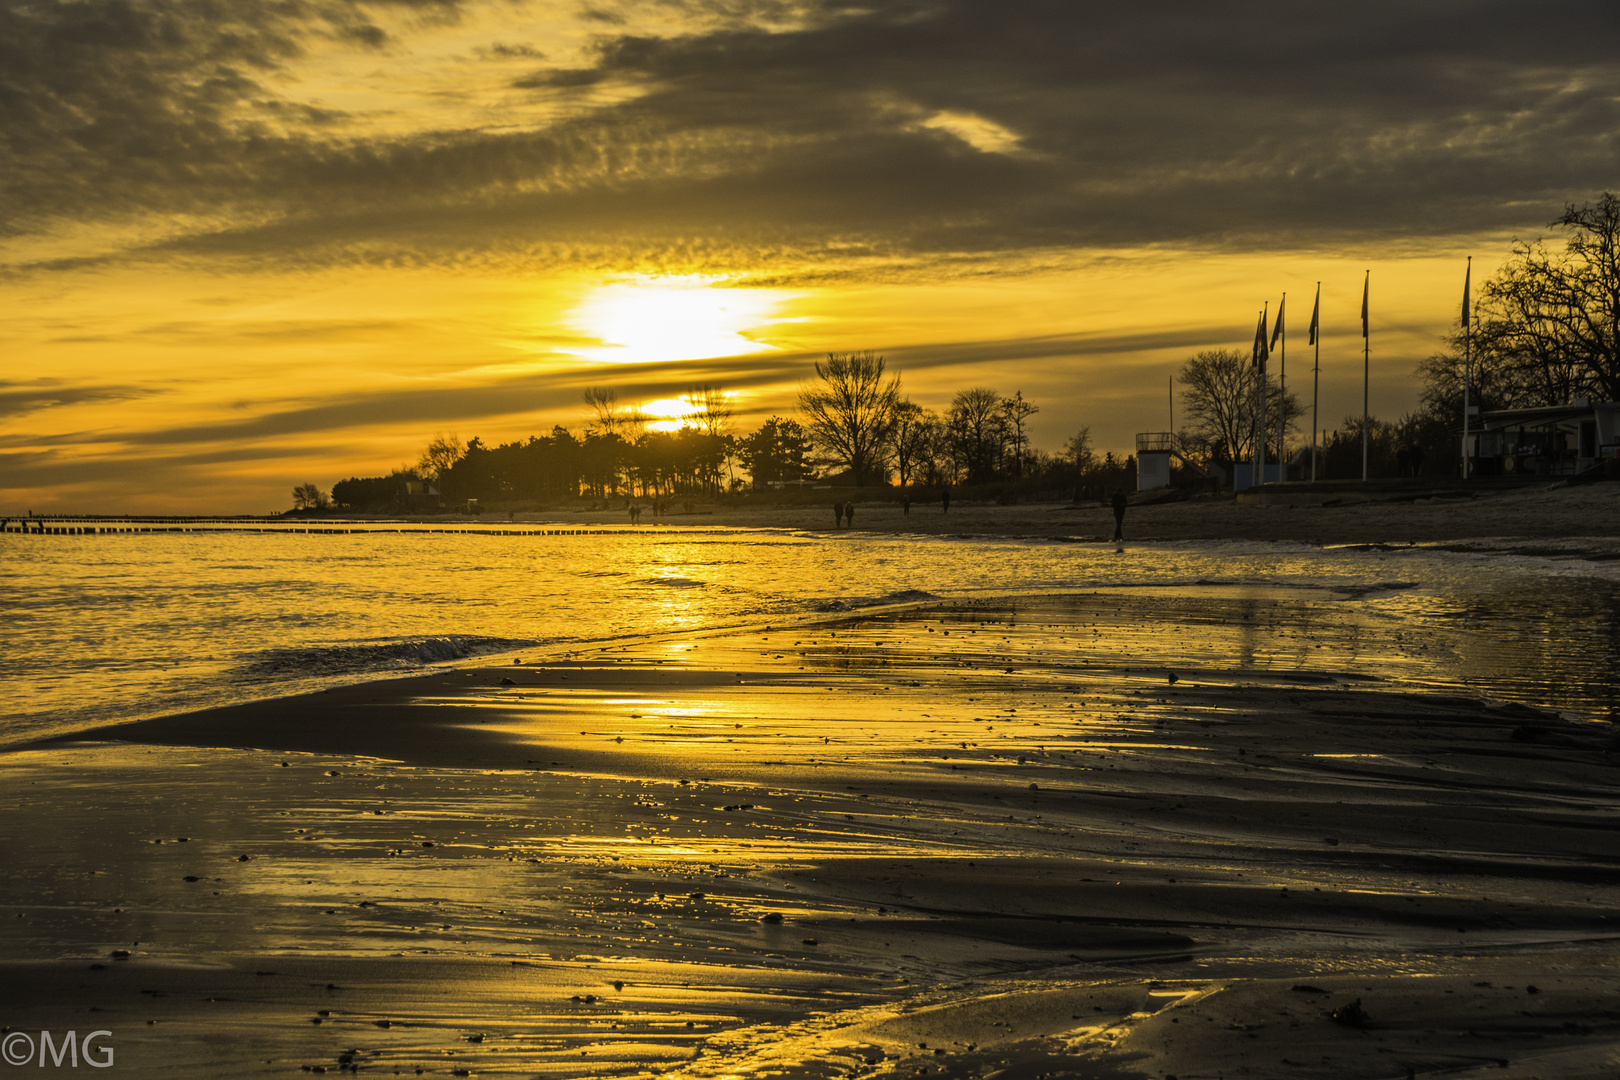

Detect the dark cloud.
xmin=4 ymin=0 xmax=1618 ymax=272
xmin=0 ymin=379 xmax=161 ymax=416
xmin=0 ymin=441 xmax=358 ymax=493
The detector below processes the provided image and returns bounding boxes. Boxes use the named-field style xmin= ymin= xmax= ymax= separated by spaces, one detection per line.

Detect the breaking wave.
xmin=806 ymin=588 xmax=940 ymax=613
xmin=232 ymin=635 xmax=538 ymax=680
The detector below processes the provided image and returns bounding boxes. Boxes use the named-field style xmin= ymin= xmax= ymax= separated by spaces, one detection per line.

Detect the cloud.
xmin=3 ymin=0 xmax=1618 ymax=276
xmin=0 ymin=379 xmax=162 ymax=416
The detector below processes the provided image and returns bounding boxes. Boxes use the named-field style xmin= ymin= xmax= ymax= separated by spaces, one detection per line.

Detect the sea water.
xmin=3 ymin=521 xmax=1617 ymax=746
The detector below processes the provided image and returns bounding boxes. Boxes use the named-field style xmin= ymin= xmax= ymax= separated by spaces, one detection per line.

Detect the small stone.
xmin=1330 ymin=998 xmax=1371 ymax=1028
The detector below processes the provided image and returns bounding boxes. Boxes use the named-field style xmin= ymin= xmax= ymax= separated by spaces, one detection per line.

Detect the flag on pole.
xmin=1360 ymin=271 xmax=1369 ymax=339
xmin=1270 ymin=294 xmax=1286 ymax=352
xmin=1252 ymin=309 xmax=1269 ymax=366
xmin=1308 ymin=284 xmax=1320 ymax=346
xmin=1461 ymin=257 xmax=1471 ymax=328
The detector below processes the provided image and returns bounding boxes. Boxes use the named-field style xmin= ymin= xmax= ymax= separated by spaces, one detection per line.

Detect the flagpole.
xmin=1461 ymin=256 xmax=1472 ymax=480
xmin=1361 ymin=270 xmax=1370 ymax=483
xmin=1310 ymin=282 xmax=1320 ymax=483
xmin=1277 ymin=292 xmax=1286 ymax=483
xmin=1255 ymin=302 xmax=1268 ymax=489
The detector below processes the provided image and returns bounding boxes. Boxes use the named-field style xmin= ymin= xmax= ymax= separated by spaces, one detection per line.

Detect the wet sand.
xmin=4 ymin=594 xmax=1619 ymax=1077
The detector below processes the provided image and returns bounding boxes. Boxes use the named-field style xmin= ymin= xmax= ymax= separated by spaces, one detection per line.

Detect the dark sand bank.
xmin=519 ymin=481 xmax=1620 ymax=554
xmin=5 ymin=594 xmax=1619 ymax=1077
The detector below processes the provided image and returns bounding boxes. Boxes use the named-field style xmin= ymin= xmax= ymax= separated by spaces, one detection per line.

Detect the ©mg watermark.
xmin=2 ymin=1031 xmax=114 ymax=1068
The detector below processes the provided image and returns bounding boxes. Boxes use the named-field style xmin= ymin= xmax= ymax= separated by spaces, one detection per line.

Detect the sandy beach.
xmin=5 ymin=587 xmax=1618 ymax=1077
xmin=498 ymin=481 xmax=1620 ymax=557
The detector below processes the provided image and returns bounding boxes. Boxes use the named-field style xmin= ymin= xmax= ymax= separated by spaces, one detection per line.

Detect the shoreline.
xmin=4 ymin=593 xmax=1618 ymax=1076
xmin=11 ymin=481 xmax=1620 ymax=554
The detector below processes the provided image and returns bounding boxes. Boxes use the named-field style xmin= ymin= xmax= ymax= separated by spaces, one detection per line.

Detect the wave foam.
xmin=807 ymin=588 xmax=939 ymax=613
xmin=232 ymin=635 xmax=537 ymax=680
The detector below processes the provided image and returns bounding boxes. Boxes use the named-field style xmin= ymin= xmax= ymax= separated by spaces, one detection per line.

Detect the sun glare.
xmin=636 ymin=393 xmax=738 ymax=432
xmin=570 ymin=276 xmax=794 ymax=365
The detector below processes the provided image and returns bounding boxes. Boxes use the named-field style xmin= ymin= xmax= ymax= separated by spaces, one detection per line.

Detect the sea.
xmin=3 ymin=520 xmax=1618 ymax=748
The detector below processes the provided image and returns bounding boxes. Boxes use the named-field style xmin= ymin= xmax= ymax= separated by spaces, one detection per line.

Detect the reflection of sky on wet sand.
xmin=3 ymin=593 xmax=1618 ymax=1074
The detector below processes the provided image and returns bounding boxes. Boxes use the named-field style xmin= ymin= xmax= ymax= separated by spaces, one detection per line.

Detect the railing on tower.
xmin=1136 ymin=432 xmax=1175 ymax=454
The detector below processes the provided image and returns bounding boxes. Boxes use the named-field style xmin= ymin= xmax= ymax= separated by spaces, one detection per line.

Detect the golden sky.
xmin=4 ymin=0 xmax=1617 ymax=512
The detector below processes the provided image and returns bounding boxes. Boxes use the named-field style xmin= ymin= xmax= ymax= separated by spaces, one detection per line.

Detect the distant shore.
xmin=14 ymin=480 xmax=1619 ymax=554
xmin=402 ymin=480 xmax=1620 ymax=553
xmin=541 ymin=481 xmax=1620 ymax=551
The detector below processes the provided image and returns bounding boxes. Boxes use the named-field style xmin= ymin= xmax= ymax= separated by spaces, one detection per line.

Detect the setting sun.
xmin=570 ymin=277 xmax=796 ymax=366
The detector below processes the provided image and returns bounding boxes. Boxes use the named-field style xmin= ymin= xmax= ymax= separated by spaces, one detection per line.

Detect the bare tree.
xmin=1177 ymin=350 xmax=1299 ymax=468
xmin=1469 ymin=193 xmax=1620 ymax=403
xmin=1063 ymin=427 xmax=1095 ymax=474
xmin=947 ymin=387 xmax=1005 ymax=483
xmin=797 ymin=351 xmax=901 ymax=485
xmin=999 ymin=390 xmax=1039 ymax=479
xmin=583 ymin=386 xmax=621 ymax=435
xmin=684 ymin=383 xmax=733 ymax=436
xmin=417 ymin=433 xmax=463 ymax=482
xmin=291 ymin=482 xmax=329 ymax=510
xmin=887 ymin=399 xmax=938 ymax=487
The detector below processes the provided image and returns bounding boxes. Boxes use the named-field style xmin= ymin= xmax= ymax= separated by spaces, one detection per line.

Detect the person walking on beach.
xmin=844 ymin=501 xmax=855 ymax=528
xmin=833 ymin=501 xmax=844 ymax=529
xmin=941 ymin=486 xmax=951 ymax=513
xmin=1111 ymin=489 xmax=1128 ymax=541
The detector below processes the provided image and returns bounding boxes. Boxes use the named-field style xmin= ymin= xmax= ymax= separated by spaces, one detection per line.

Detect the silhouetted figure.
xmin=833 ymin=501 xmax=844 ymax=528
xmin=941 ymin=487 xmax=951 ymax=513
xmin=1111 ymin=489 xmax=1128 ymax=542
xmin=844 ymin=502 xmax=855 ymax=528
xmin=628 ymin=504 xmax=643 ymax=524
xmin=902 ymin=496 xmax=911 ymax=515
xmin=1408 ymin=442 xmax=1426 ymax=477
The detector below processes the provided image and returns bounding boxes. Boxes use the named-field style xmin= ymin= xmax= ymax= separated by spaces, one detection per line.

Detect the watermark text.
xmin=2 ymin=1031 xmax=114 ymax=1068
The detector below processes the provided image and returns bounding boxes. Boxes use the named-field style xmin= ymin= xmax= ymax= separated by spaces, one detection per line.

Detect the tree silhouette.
xmin=1177 ymin=349 xmax=1299 ymax=469
xmin=947 ymin=387 xmax=1005 ymax=483
xmin=684 ymin=384 xmax=732 ymax=436
xmin=291 ymin=482 xmax=329 ymax=510
xmin=583 ymin=387 xmax=622 ymax=435
xmin=741 ymin=416 xmax=815 ymax=488
xmin=417 ymin=433 xmax=463 ymax=482
xmin=1000 ymin=390 xmax=1038 ymax=479
xmin=1459 ymin=192 xmax=1620 ymax=404
xmin=798 ymin=351 xmax=900 ymax=485
xmin=887 ymin=399 xmax=938 ymax=487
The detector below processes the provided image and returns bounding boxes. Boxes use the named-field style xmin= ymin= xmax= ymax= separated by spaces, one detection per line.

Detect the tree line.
xmin=316 ymin=363 xmax=1124 ymax=511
